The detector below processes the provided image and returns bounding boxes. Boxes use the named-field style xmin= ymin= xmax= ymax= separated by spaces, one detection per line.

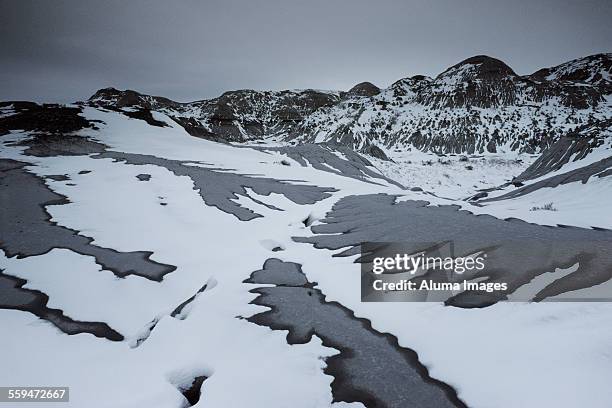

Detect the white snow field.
xmin=372 ymin=149 xmax=536 ymax=200
xmin=465 ymin=176 xmax=612 ymax=230
xmin=371 ymin=144 xmax=612 ymax=230
xmin=1 ymin=108 xmax=611 ymax=408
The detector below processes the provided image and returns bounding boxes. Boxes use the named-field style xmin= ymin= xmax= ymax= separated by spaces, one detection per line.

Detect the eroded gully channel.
xmin=245 ymin=258 xmax=467 ymax=408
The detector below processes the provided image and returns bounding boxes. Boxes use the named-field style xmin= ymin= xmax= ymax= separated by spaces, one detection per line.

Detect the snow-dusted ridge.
xmin=85 ymin=53 xmax=612 ymax=157
xmin=294 ymin=53 xmax=612 ymax=155
xmin=465 ymin=118 xmax=612 ymax=230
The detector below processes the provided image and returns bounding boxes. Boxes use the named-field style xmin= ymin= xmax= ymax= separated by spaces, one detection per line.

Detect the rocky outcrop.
xmin=530 ymin=53 xmax=612 ymax=91
xmin=0 ymin=102 xmax=99 ymax=135
xmin=88 ymin=87 xmax=340 ymax=143
xmin=84 ymin=53 xmax=612 ymax=156
xmin=468 ymin=118 xmax=612 ymax=203
xmin=515 ymin=118 xmax=612 ymax=182
xmin=346 ymin=81 xmax=381 ymax=98
xmin=291 ymin=53 xmax=612 ymax=155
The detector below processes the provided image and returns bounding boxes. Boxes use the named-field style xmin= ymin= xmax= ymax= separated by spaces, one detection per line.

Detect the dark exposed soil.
xmin=245 ymin=259 xmax=466 ymax=408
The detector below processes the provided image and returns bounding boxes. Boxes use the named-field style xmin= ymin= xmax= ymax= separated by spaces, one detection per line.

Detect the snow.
xmin=462 ymin=175 xmax=612 ymax=230
xmin=290 ymin=55 xmax=611 ymax=159
xmin=371 ymin=148 xmax=535 ymax=200
xmin=286 ymin=247 xmax=612 ymax=408
xmin=0 ymin=110 xmax=395 ymax=408
xmin=543 ymin=53 xmax=612 ymax=86
xmin=1 ymin=106 xmax=611 ymax=408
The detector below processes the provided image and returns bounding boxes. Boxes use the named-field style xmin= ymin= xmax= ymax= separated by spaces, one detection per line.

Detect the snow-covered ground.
xmin=464 ymin=176 xmax=612 ymax=230
xmin=372 ymin=148 xmax=536 ymax=200
xmin=363 ymin=143 xmax=611 ymax=231
xmin=1 ymin=108 xmax=611 ymax=408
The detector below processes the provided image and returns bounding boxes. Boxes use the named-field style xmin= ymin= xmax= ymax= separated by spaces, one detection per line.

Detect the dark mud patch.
xmin=244 ymin=258 xmax=309 ymax=287
xmin=483 ymin=156 xmax=612 ymax=201
xmin=0 ymin=270 xmax=123 ymax=341
xmin=293 ymin=194 xmax=612 ymax=305
xmin=11 ymin=134 xmax=107 ymax=157
xmin=46 ymin=174 xmax=71 ymax=181
xmin=0 ymin=159 xmax=176 ymax=281
xmin=256 ymin=144 xmax=405 ymax=188
xmin=94 ymin=151 xmax=336 ymax=221
xmin=245 ymin=259 xmax=466 ymax=408
xmin=136 ymin=173 xmax=151 ymax=181
xmin=181 ymin=375 xmax=207 ymax=406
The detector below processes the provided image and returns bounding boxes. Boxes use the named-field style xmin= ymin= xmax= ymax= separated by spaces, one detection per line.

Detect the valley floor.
xmin=1 ymin=107 xmax=611 ymax=408
xmin=372 ymin=149 xmax=536 ymax=200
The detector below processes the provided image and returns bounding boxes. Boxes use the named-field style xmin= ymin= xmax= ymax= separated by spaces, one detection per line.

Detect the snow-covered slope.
xmin=292 ymin=54 xmax=612 ymax=154
xmin=85 ymin=53 xmax=611 ymax=157
xmin=531 ymin=53 xmax=612 ymax=90
xmin=88 ymin=87 xmax=340 ymax=143
xmin=512 ymin=118 xmax=612 ymax=182
xmin=1 ymin=102 xmax=612 ymax=407
xmin=467 ymin=118 xmax=612 ymax=229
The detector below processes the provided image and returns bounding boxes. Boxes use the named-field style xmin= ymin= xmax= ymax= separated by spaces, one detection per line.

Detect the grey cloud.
xmin=1 ymin=0 xmax=610 ymax=103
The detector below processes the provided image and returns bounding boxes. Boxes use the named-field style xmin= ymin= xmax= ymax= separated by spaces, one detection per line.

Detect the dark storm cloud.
xmin=1 ymin=0 xmax=611 ymax=103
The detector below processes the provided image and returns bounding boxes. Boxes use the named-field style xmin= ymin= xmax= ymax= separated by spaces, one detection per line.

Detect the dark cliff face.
xmin=421 ymin=55 xmax=519 ymax=108
xmin=346 ymin=82 xmax=381 ymax=98
xmin=88 ymin=87 xmax=340 ymax=142
xmin=420 ymin=55 xmax=607 ymax=110
xmin=439 ymin=55 xmax=518 ymax=80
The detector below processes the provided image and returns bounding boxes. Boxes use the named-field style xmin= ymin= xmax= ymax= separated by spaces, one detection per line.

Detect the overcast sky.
xmin=1 ymin=0 xmax=611 ymax=103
